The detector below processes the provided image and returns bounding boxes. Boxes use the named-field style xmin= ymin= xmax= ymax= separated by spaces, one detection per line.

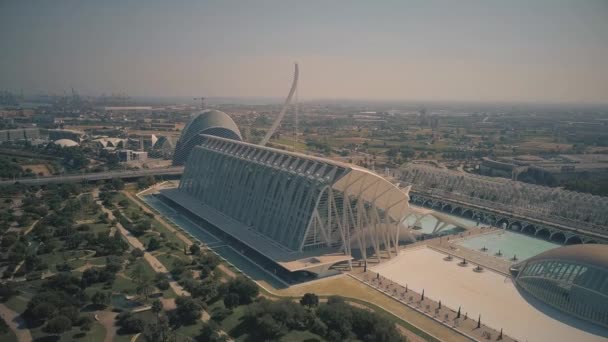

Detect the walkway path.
xmin=0 ymin=303 xmax=32 ymax=342
xmin=98 ymin=201 xmax=189 ymax=297
xmin=96 ymin=311 xmax=118 ymax=342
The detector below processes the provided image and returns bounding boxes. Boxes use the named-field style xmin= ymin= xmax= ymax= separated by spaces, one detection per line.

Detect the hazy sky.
xmin=1 ymin=0 xmax=607 ymax=103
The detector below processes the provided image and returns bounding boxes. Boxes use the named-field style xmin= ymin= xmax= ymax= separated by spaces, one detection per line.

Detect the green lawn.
xmin=3 ymin=296 xmax=28 ymax=314
xmin=0 ymin=330 xmax=18 ymax=342
xmin=281 ymin=330 xmax=325 ymax=342
xmin=174 ymin=321 xmax=204 ymax=340
xmin=59 ymin=321 xmax=106 ymax=342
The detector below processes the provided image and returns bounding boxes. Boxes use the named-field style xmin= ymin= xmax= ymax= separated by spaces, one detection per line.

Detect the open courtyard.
xmin=372 ymin=247 xmax=608 ymax=342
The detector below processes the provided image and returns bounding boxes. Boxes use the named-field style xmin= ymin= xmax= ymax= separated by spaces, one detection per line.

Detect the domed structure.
xmin=172 ymin=110 xmax=242 ymax=165
xmin=513 ymin=244 xmax=608 ymax=328
xmin=53 ymin=139 xmax=79 ymax=147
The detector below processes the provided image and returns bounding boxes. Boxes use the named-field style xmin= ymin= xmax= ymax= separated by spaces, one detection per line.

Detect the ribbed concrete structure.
xmin=514 ymin=244 xmax=608 ymax=328
xmin=172 ymin=109 xmax=242 ymax=165
xmin=161 ymin=135 xmax=466 ymax=276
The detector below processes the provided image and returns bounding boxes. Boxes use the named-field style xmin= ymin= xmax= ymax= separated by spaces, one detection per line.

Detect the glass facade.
xmin=517 ymin=258 xmax=608 ymax=328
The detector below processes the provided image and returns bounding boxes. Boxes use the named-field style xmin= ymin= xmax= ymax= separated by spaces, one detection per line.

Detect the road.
xmin=0 ymin=167 xmax=184 ymax=186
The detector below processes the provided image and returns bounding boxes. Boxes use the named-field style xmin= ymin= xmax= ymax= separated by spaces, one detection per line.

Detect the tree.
xmin=91 ymin=291 xmax=110 ymax=307
xmin=130 ymin=263 xmax=154 ymax=300
xmin=131 ymin=248 xmax=144 ymax=258
xmin=117 ymin=312 xmax=145 ymax=334
xmin=147 ymin=237 xmax=161 ymax=251
xmin=189 ymin=244 xmax=201 ymax=256
xmin=144 ymin=315 xmax=172 ymax=342
xmin=300 ymin=293 xmax=319 ymax=309
xmin=224 ymin=276 xmax=258 ymax=305
xmin=45 ymin=315 xmax=72 ymax=334
xmin=174 ymin=296 xmax=202 ymax=325
xmin=152 ymin=299 xmax=163 ymax=321
xmin=111 ymin=178 xmax=125 ymax=190
xmin=256 ymin=314 xmax=284 ymax=340
xmin=136 ymin=281 xmax=154 ymax=300
xmin=197 ymin=321 xmax=228 ymax=342
xmin=223 ymin=293 xmax=240 ymax=310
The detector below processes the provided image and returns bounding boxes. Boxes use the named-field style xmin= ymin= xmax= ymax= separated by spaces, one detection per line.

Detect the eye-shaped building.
xmin=513 ymin=244 xmax=608 ymax=328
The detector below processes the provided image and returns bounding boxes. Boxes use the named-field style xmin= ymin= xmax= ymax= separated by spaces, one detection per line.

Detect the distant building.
xmin=481 ymin=154 xmax=608 ymax=185
xmin=53 ymin=139 xmax=79 ymax=147
xmin=117 ymin=149 xmax=148 ymax=162
xmin=48 ymin=129 xmax=85 ymax=142
xmin=0 ymin=128 xmax=41 ymax=142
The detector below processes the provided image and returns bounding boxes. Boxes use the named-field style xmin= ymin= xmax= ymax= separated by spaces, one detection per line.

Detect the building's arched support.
xmin=423 ymin=199 xmax=434 ymax=208
xmin=484 ymin=215 xmax=497 ymax=226
xmin=496 ymin=217 xmax=510 ymax=229
xmin=509 ymin=221 xmax=522 ymax=231
xmin=451 ymin=207 xmax=463 ymax=216
xmin=550 ymin=232 xmax=566 ymax=244
xmin=462 ymin=209 xmax=474 ymax=219
xmin=565 ymin=235 xmax=583 ymax=245
xmin=536 ymin=228 xmax=551 ymax=240
xmin=522 ymin=225 xmax=537 ymax=235
xmin=441 ymin=204 xmax=452 ymax=213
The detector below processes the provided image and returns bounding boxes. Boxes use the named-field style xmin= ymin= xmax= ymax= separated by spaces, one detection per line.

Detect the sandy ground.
xmin=0 ymin=303 xmax=32 ymax=342
xmin=20 ymin=164 xmax=52 ymax=176
xmin=372 ymin=247 xmax=608 ymax=342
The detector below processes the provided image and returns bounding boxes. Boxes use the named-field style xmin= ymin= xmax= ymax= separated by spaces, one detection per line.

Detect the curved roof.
xmin=53 ymin=139 xmax=79 ymax=147
xmin=525 ymin=244 xmax=608 ymax=270
xmin=172 ymin=110 xmax=242 ymax=165
xmin=180 ymin=110 xmax=241 ymax=144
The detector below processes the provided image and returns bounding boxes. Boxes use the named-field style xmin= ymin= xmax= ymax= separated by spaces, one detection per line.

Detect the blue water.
xmin=457 ymin=230 xmax=560 ymax=261
xmin=143 ymin=194 xmax=220 ymax=244
xmin=142 ymin=193 xmax=287 ymax=289
xmin=213 ymin=246 xmax=287 ymax=289
xmin=111 ymin=294 xmax=140 ymax=309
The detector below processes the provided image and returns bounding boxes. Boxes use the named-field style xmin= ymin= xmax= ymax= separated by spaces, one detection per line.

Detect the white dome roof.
xmin=53 ymin=139 xmax=79 ymax=147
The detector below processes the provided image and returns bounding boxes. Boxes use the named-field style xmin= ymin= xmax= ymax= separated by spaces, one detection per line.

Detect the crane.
xmin=193 ymin=97 xmax=206 ymax=110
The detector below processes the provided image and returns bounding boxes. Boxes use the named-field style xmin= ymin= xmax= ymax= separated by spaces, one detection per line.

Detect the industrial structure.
xmin=512 ymin=244 xmax=608 ymax=328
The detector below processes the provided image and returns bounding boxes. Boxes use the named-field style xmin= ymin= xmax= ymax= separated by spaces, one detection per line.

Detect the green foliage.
xmin=223 ymin=293 xmax=240 ymax=310
xmin=300 ymin=293 xmax=319 ymax=309
xmin=189 ymin=243 xmax=201 ymax=256
xmin=173 ymin=296 xmax=202 ymax=325
xmin=220 ymin=276 xmax=258 ymax=305
xmin=44 ymin=315 xmax=73 ymax=334
xmin=116 ymin=312 xmax=145 ymax=334
xmin=147 ymin=237 xmax=161 ymax=251
xmin=0 ymin=315 xmax=9 ymax=334
xmin=91 ymin=291 xmax=110 ymax=307
xmin=197 ymin=321 xmax=227 ymax=342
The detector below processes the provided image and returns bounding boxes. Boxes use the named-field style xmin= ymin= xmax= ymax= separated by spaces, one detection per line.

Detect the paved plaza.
xmin=372 ymin=247 xmax=608 ymax=342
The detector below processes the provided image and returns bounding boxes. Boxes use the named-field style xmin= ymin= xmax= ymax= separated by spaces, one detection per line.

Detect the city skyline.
xmin=1 ymin=0 xmax=608 ymax=104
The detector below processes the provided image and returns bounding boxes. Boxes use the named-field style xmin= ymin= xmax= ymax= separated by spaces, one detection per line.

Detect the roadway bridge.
xmin=0 ymin=167 xmax=184 ymax=186
xmin=410 ymin=192 xmax=608 ymax=244
xmin=3 ymin=166 xmax=606 ymax=245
